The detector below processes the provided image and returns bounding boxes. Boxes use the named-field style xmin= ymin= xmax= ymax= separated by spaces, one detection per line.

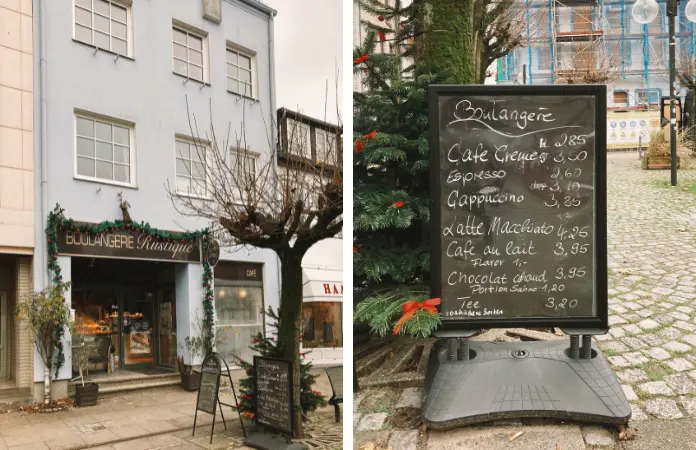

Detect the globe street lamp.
xmin=632 ymin=0 xmax=696 ymax=185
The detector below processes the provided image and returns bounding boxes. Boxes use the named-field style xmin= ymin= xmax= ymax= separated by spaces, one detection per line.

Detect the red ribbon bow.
xmin=354 ymin=54 xmax=369 ymax=65
xmin=392 ymin=298 xmax=441 ymax=335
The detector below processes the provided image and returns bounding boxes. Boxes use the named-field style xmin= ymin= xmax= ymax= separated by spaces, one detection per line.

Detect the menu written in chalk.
xmin=196 ymin=356 xmax=221 ymax=415
xmin=430 ymin=85 xmax=607 ymax=328
xmin=254 ymin=356 xmax=293 ymax=435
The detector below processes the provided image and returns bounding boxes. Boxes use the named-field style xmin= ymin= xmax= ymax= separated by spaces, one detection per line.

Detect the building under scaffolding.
xmin=498 ymin=0 xmax=696 ymax=111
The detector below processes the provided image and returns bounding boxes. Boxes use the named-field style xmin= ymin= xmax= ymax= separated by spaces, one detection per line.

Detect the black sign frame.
xmin=192 ymin=352 xmax=246 ymax=444
xmin=253 ymin=356 xmax=294 ymax=436
xmin=428 ymin=84 xmax=608 ymax=331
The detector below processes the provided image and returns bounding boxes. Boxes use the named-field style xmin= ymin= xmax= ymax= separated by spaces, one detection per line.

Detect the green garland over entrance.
xmin=45 ymin=204 xmax=215 ymax=376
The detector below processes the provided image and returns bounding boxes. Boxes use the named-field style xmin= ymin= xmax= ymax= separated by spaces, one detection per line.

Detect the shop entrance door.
xmin=120 ymin=288 xmax=155 ymax=367
xmin=157 ymin=287 xmax=177 ymax=368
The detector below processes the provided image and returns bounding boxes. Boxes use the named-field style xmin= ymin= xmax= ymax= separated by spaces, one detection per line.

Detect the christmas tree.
xmin=232 ymin=308 xmax=327 ymax=421
xmin=353 ymin=1 xmax=448 ymax=338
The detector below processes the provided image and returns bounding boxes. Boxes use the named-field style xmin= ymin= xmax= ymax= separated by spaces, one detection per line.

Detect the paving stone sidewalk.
xmin=354 ymin=152 xmax=696 ymax=449
xmin=0 ymin=369 xmax=338 ymax=449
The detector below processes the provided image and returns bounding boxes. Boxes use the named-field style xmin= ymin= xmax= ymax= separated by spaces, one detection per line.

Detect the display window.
xmin=301 ymin=302 xmax=343 ymax=348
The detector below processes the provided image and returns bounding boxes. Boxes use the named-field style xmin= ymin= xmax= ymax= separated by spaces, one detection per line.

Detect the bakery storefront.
xmin=54 ymin=224 xmax=204 ymax=375
xmin=300 ymin=238 xmax=343 ymax=366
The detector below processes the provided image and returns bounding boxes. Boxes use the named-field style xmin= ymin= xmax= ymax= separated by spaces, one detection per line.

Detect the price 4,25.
xmin=545 ymin=297 xmax=579 ymax=310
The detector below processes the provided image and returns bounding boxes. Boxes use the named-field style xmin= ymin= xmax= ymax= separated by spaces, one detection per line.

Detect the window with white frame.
xmin=226 ymin=47 xmax=255 ymax=97
xmin=173 ymin=26 xmax=206 ymax=82
xmin=75 ymin=114 xmax=133 ymax=184
xmin=287 ymin=119 xmax=311 ymax=157
xmin=636 ymin=88 xmax=661 ymax=105
xmin=229 ymin=149 xmax=257 ymax=187
xmin=315 ymin=129 xmax=337 ymax=163
xmin=74 ymin=0 xmax=130 ymax=56
xmin=175 ymin=138 xmax=208 ymax=197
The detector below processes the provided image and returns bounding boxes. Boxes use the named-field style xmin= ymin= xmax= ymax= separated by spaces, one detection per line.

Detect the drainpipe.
xmin=36 ymin=0 xmax=48 ymax=290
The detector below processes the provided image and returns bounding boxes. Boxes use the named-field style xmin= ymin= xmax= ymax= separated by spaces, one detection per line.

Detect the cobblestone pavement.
xmin=354 ymin=152 xmax=696 ymax=449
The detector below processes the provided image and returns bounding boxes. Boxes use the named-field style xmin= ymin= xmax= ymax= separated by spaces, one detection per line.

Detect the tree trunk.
xmin=43 ymin=367 xmax=51 ymax=405
xmin=276 ymin=252 xmax=305 ymax=438
xmin=414 ymin=0 xmax=475 ymax=84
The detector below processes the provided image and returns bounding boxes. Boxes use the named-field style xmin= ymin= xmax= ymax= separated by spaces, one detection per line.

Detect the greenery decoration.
xmin=45 ymin=204 xmax=215 ymax=371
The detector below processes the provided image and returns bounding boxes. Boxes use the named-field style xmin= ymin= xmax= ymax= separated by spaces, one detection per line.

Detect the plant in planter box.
xmin=642 ymin=128 xmax=683 ymax=169
xmin=16 ymin=282 xmax=73 ymax=405
xmin=181 ymin=335 xmax=203 ymax=391
xmin=72 ymin=334 xmax=101 ymax=407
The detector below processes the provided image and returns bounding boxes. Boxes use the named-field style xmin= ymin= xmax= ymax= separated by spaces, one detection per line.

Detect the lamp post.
xmin=632 ymin=0 xmax=696 ymax=186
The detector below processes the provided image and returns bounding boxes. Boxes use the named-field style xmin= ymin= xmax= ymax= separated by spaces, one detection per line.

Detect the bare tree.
xmin=168 ymin=86 xmax=342 ymax=438
xmin=555 ymin=40 xmax=620 ymax=84
xmin=677 ymin=50 xmax=696 ymax=149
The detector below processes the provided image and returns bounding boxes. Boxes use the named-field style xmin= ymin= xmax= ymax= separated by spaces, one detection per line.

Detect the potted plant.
xmin=642 ymin=128 xmax=682 ymax=169
xmin=16 ymin=282 xmax=74 ymax=404
xmin=181 ymin=335 xmax=203 ymax=391
xmin=72 ymin=334 xmax=101 ymax=407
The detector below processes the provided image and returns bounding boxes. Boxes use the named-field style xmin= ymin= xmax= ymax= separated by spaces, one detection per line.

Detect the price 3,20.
xmin=545 ymin=297 xmax=579 ymax=310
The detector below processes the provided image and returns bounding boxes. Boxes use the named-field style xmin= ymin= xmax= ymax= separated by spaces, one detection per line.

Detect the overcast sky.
xmin=264 ymin=0 xmax=343 ymax=125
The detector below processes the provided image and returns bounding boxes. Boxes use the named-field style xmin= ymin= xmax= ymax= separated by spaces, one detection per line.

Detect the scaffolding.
xmin=498 ymin=0 xmax=696 ymax=108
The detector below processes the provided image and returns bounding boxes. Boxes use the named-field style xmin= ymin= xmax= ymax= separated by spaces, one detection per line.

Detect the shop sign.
xmin=322 ymin=283 xmax=343 ymax=295
xmin=214 ymin=262 xmax=263 ymax=282
xmin=56 ymin=226 xmax=201 ymax=263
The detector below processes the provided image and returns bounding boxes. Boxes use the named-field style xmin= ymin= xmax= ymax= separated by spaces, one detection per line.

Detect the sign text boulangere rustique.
xmin=57 ymin=227 xmax=202 ymax=263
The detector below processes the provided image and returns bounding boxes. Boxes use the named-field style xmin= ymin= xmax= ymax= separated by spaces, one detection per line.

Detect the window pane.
xmin=113 ymin=126 xmax=129 ymax=145
xmin=173 ymin=43 xmax=187 ymax=60
xmin=227 ymin=78 xmax=239 ymax=93
xmin=239 ymin=69 xmax=251 ymax=83
xmin=175 ymin=141 xmax=190 ymax=159
xmin=77 ymin=157 xmax=95 ymax=177
xmin=112 ymin=21 xmax=127 ymax=39
xmin=114 ymin=144 xmax=129 ymax=163
xmin=114 ymin=164 xmax=129 ymax=183
xmin=76 ymin=117 xmax=94 ymax=137
xmin=75 ymin=6 xmax=92 ymax=26
xmin=173 ymin=28 xmax=187 ymax=44
xmin=190 ymin=49 xmax=202 ymax=66
xmin=76 ymin=137 xmax=95 ymax=157
xmin=176 ymin=176 xmax=191 ymax=193
xmin=173 ymin=58 xmax=187 ymax=76
xmin=239 ymin=54 xmax=251 ymax=70
xmin=229 ymin=152 xmax=238 ymax=168
xmin=75 ymin=0 xmax=91 ymax=9
xmin=215 ymin=325 xmax=262 ymax=364
xmin=94 ymin=0 xmax=109 ymax=15
xmin=244 ymin=83 xmax=252 ymax=97
xmin=227 ymin=63 xmax=237 ymax=79
xmin=94 ymin=14 xmax=109 ymax=33
xmin=111 ymin=37 xmax=127 ymax=55
xmin=193 ymin=162 xmax=205 ymax=179
xmin=96 ymin=160 xmax=113 ymax=180
xmin=96 ymin=141 xmax=113 ymax=161
xmin=247 ymin=157 xmax=255 ymax=173
xmin=188 ymin=34 xmax=202 ymax=50
xmin=215 ymin=286 xmax=263 ymax=326
xmin=95 ymin=31 xmax=110 ymax=49
xmin=176 ymin=159 xmax=190 ymax=176
xmin=189 ymin=64 xmax=203 ymax=81
xmin=226 ymin=50 xmax=237 ymax=64
xmin=190 ymin=145 xmax=203 ymax=162
xmin=75 ymin=24 xmax=92 ymax=44
xmin=301 ymin=302 xmax=343 ymax=348
xmin=111 ymin=4 xmax=127 ymax=22
xmin=95 ymin=122 xmax=112 ymax=141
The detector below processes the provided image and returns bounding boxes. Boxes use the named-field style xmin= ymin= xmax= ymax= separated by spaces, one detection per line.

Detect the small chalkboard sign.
xmin=196 ymin=357 xmax=220 ymax=414
xmin=253 ymin=356 xmax=294 ymax=436
xmin=429 ymin=85 xmax=608 ymax=330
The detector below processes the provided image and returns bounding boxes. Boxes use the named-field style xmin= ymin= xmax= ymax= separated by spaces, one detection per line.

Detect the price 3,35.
xmin=545 ymin=297 xmax=579 ymax=310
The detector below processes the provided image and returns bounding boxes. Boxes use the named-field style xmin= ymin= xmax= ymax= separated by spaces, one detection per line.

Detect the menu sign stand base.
xmin=244 ymin=430 xmax=308 ymax=450
xmin=422 ymin=331 xmax=631 ymax=430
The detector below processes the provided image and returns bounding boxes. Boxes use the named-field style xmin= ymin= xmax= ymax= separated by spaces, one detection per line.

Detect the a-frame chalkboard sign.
xmin=423 ymin=84 xmax=631 ymax=429
xmin=192 ymin=352 xmax=246 ymax=444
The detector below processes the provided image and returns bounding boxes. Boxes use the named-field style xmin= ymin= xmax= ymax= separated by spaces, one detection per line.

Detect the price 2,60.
xmin=545 ymin=297 xmax=579 ymax=310
xmin=550 ymin=167 xmax=582 ymax=180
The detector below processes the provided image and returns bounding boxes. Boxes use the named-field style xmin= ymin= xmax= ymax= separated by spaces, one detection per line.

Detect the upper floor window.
xmin=175 ymin=138 xmax=208 ymax=198
xmin=636 ymin=88 xmax=661 ymax=105
xmin=74 ymin=0 xmax=131 ymax=56
xmin=230 ymin=149 xmax=257 ymax=187
xmin=287 ymin=119 xmax=311 ymax=158
xmin=315 ymin=129 xmax=337 ymax=163
xmin=227 ymin=46 xmax=256 ymax=98
xmin=75 ymin=113 xmax=135 ymax=186
xmin=173 ymin=24 xmax=207 ymax=83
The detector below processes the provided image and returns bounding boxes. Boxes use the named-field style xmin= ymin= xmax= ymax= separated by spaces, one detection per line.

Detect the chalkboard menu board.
xmin=254 ymin=356 xmax=293 ymax=435
xmin=196 ymin=355 xmax=221 ymax=415
xmin=429 ymin=85 xmax=607 ymax=330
